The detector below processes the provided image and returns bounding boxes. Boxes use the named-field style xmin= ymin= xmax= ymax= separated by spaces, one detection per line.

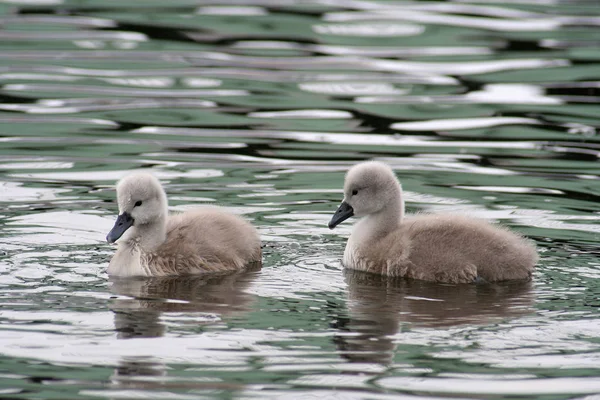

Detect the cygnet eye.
xmin=134 ymin=200 xmax=143 ymax=207
xmin=352 ymin=189 xmax=358 ymax=196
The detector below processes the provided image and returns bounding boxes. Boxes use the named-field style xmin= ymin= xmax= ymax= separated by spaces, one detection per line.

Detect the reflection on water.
xmin=337 ymin=270 xmax=533 ymax=364
xmin=110 ymin=270 xmax=259 ymax=339
xmin=109 ymin=271 xmax=258 ymax=391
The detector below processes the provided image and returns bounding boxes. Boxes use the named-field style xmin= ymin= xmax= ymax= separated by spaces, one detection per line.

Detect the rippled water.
xmin=1 ymin=0 xmax=600 ymax=398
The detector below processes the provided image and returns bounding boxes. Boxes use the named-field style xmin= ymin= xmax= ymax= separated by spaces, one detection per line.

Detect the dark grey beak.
xmin=106 ymin=212 xmax=134 ymax=243
xmin=328 ymin=201 xmax=354 ymax=229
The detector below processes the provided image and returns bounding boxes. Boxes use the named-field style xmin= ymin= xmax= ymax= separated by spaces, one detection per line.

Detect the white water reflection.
xmin=359 ymin=83 xmax=563 ymax=106
xmin=2 ymin=84 xmax=247 ymax=97
xmin=1 ymin=98 xmax=216 ymax=114
xmin=0 ymin=73 xmax=79 ymax=82
xmin=455 ymin=185 xmax=564 ymax=195
xmin=0 ymin=115 xmax=118 ymax=126
xmin=377 ymin=376 xmax=600 ymax=396
xmin=313 ymin=23 xmax=425 ymax=36
xmin=8 ymin=168 xmax=224 ymax=182
xmin=371 ymin=58 xmax=569 ymax=75
xmin=248 ymin=110 xmax=353 ymax=119
xmin=0 ymin=62 xmax=458 ymax=84
xmin=323 ymin=10 xmax=560 ymax=31
xmin=234 ymin=42 xmax=491 ymax=57
xmin=299 ymin=82 xmax=408 ymax=95
xmin=466 ymin=83 xmax=562 ymax=105
xmin=311 ymin=44 xmax=492 ymax=57
xmin=4 ymin=211 xmax=111 ymax=245
xmin=0 ymin=15 xmax=115 ymax=27
xmin=0 ymin=181 xmax=71 ymax=202
xmin=0 ymin=31 xmax=146 ymax=41
xmin=136 ymin=126 xmax=539 ymax=151
xmin=391 ymin=117 xmax=541 ymax=131
xmin=196 ymin=6 xmax=268 ymax=15
xmin=100 ymin=77 xmax=175 ymax=87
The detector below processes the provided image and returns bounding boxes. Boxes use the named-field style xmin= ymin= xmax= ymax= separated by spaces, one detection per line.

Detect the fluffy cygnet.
xmin=106 ymin=173 xmax=261 ymax=277
xmin=328 ymin=161 xmax=538 ymax=283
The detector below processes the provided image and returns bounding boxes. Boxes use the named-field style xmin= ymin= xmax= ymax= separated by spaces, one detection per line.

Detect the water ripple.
xmin=2 ymin=0 xmax=600 ymax=398
xmin=2 ymin=84 xmax=248 ymax=97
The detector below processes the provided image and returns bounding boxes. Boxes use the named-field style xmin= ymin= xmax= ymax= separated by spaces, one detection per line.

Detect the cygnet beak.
xmin=106 ymin=212 xmax=134 ymax=243
xmin=328 ymin=201 xmax=354 ymax=229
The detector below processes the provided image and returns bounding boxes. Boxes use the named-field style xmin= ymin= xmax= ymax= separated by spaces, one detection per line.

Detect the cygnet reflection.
xmin=108 ymin=270 xmax=259 ymax=388
xmin=110 ymin=270 xmax=259 ymax=339
xmin=335 ymin=269 xmax=534 ymax=364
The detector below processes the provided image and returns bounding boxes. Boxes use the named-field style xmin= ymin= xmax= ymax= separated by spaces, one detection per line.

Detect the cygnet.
xmin=106 ymin=173 xmax=261 ymax=277
xmin=328 ymin=161 xmax=537 ymax=283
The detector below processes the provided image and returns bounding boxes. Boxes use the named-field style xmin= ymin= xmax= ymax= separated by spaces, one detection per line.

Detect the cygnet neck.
xmin=363 ymin=186 xmax=405 ymax=237
xmin=132 ymin=217 xmax=167 ymax=251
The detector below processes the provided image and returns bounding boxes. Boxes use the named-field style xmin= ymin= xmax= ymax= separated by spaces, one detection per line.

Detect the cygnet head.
xmin=329 ymin=161 xmax=403 ymax=229
xmin=106 ymin=173 xmax=168 ymax=243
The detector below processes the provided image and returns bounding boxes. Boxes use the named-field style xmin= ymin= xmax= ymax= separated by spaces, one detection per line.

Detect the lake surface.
xmin=1 ymin=0 xmax=600 ymax=398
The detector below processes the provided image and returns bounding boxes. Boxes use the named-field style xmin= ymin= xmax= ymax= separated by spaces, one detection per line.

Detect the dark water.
xmin=1 ymin=0 xmax=600 ymax=398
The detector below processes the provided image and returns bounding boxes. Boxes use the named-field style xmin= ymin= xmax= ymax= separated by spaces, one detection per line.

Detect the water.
xmin=1 ymin=0 xmax=600 ymax=398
